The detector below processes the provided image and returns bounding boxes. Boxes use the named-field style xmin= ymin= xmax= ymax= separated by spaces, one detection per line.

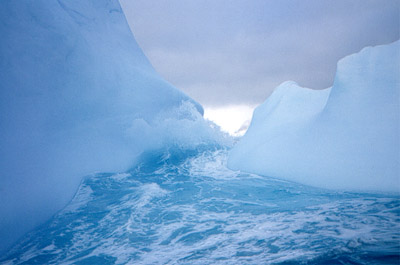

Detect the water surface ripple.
xmin=2 ymin=148 xmax=399 ymax=264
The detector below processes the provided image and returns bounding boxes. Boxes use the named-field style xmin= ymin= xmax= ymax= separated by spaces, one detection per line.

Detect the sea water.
xmin=1 ymin=147 xmax=399 ymax=264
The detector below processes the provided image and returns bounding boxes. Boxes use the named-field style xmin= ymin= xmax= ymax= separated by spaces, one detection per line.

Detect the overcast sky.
xmin=120 ymin=0 xmax=399 ymax=109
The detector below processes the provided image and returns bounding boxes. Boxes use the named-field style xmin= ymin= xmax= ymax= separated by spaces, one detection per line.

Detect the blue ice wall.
xmin=0 ymin=0 xmax=211 ymax=253
xmin=229 ymin=41 xmax=400 ymax=193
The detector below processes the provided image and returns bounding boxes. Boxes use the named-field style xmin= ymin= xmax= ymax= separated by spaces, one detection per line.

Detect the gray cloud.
xmin=120 ymin=0 xmax=399 ymax=106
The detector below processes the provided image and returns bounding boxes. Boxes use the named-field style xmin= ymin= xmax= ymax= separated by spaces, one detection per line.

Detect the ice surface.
xmin=228 ymin=41 xmax=400 ymax=193
xmin=0 ymin=0 xmax=225 ymax=253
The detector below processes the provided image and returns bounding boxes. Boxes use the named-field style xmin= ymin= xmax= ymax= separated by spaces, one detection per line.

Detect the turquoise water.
xmin=1 ymin=147 xmax=399 ymax=264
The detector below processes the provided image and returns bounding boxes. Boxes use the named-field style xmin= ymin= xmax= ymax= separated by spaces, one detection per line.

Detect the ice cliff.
xmin=0 ymin=0 xmax=221 ymax=253
xmin=228 ymin=41 xmax=399 ymax=193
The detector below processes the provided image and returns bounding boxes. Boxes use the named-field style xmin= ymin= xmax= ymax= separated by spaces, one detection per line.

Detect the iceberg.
xmin=228 ymin=41 xmax=400 ymax=193
xmin=0 ymin=0 xmax=223 ymax=253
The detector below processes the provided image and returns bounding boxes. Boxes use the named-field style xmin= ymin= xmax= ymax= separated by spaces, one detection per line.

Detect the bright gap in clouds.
xmin=204 ymin=105 xmax=255 ymax=136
